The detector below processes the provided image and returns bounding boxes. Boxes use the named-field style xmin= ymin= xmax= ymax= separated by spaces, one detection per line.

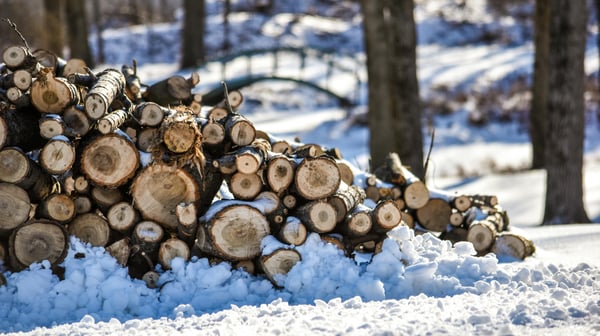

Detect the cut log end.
xmin=259 ymin=248 xmax=301 ymax=287
xmin=10 ymin=220 xmax=68 ymax=271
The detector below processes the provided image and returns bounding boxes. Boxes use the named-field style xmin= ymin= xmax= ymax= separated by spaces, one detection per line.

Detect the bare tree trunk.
xmin=543 ymin=0 xmax=590 ymax=224
xmin=92 ymin=0 xmax=105 ymax=64
xmin=43 ymin=0 xmax=65 ymax=57
xmin=387 ymin=0 xmax=424 ymax=179
xmin=181 ymin=0 xmax=206 ymax=69
xmin=530 ymin=0 xmax=551 ymax=169
xmin=65 ymin=0 xmax=94 ymax=67
xmin=360 ymin=0 xmax=395 ymax=173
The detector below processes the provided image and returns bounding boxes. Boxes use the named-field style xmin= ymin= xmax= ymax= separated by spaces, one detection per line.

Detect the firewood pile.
xmin=0 ymin=45 xmax=535 ymax=287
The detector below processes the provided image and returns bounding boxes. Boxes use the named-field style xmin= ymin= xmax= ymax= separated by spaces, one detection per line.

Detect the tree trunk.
xmin=65 ymin=0 xmax=94 ymax=67
xmin=43 ymin=0 xmax=65 ymax=57
xmin=360 ymin=0 xmax=395 ymax=173
xmin=530 ymin=0 xmax=551 ymax=169
xmin=181 ymin=0 xmax=206 ymax=69
xmin=543 ymin=0 xmax=590 ymax=224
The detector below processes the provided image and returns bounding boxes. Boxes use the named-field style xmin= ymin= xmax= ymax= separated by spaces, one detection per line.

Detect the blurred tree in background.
xmin=360 ymin=0 xmax=424 ymax=179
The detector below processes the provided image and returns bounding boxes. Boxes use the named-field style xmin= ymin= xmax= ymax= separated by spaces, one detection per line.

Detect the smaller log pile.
xmin=0 ymin=45 xmax=535 ymax=288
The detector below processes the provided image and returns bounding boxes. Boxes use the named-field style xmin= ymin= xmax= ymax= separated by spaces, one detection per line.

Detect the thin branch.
xmin=423 ymin=128 xmax=435 ymax=183
xmin=1 ymin=18 xmax=30 ymax=50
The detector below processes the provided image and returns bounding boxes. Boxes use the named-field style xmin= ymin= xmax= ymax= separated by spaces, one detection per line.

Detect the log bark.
xmin=224 ymin=113 xmax=256 ymax=147
xmin=97 ymin=109 xmax=130 ymax=134
xmin=158 ymin=237 xmax=190 ymax=269
xmin=415 ymin=198 xmax=452 ymax=232
xmin=80 ymin=132 xmax=140 ymax=188
xmin=328 ymin=184 xmax=366 ymax=223
xmin=373 ymin=152 xmax=407 ymax=185
xmin=39 ymin=136 xmax=76 ymax=175
xmin=0 ymin=147 xmax=57 ymax=202
xmin=121 ymin=64 xmax=143 ymax=103
xmin=131 ymin=163 xmax=200 ymax=231
xmin=2 ymin=45 xmax=37 ymax=71
xmin=294 ymin=200 xmax=337 ymax=233
xmin=31 ymin=67 xmax=80 ymax=114
xmin=0 ymin=105 xmax=44 ymax=152
xmin=201 ymin=202 xmax=271 ymax=260
xmin=9 ymin=219 xmax=68 ymax=271
xmin=176 ymin=202 xmax=198 ymax=245
xmin=83 ymin=68 xmax=126 ymax=120
xmin=133 ymin=102 xmax=168 ymax=127
xmin=68 ymin=212 xmax=111 ymax=247
xmin=293 ymin=156 xmax=341 ymax=201
xmin=62 ymin=105 xmax=92 ymax=136
xmin=105 ymin=237 xmax=130 ymax=266
xmin=0 ymin=183 xmax=31 ymax=236
xmin=142 ymin=74 xmax=198 ymax=106
xmin=132 ymin=220 xmax=165 ymax=258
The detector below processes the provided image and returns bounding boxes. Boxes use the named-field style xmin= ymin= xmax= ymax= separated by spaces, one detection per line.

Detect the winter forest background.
xmin=0 ymin=0 xmax=600 ymax=335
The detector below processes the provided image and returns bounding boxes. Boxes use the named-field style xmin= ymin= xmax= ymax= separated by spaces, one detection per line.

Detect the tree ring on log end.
xmin=11 ymin=220 xmax=68 ymax=268
xmin=209 ymin=204 xmax=270 ymax=260
xmin=0 ymin=183 xmax=31 ymax=233
xmin=131 ymin=163 xmax=200 ymax=231
xmin=81 ymin=134 xmax=139 ymax=188
xmin=294 ymin=157 xmax=341 ymax=200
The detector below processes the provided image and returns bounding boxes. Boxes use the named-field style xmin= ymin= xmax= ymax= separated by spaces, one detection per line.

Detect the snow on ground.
xmin=2 ymin=1 xmax=600 ymax=335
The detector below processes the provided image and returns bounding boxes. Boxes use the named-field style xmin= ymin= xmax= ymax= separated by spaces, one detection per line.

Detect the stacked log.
xmin=0 ymin=46 xmax=534 ymax=288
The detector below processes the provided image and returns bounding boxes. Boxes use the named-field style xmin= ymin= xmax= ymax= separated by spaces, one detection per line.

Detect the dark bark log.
xmin=328 ymin=184 xmax=366 ymax=223
xmin=0 ymin=105 xmax=44 ymax=152
xmin=0 ymin=147 xmax=57 ymax=202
